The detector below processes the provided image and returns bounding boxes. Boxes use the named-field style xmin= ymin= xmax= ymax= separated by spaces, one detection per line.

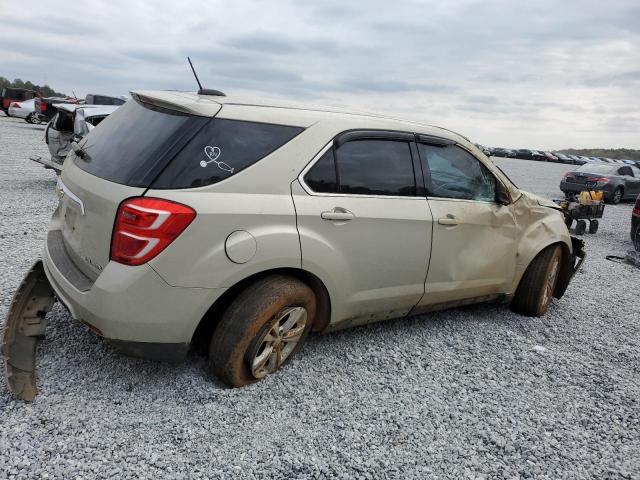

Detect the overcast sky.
xmin=1 ymin=0 xmax=638 ymax=149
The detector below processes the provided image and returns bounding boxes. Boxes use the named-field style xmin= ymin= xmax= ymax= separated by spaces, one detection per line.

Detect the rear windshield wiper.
xmin=70 ymin=141 xmax=91 ymax=161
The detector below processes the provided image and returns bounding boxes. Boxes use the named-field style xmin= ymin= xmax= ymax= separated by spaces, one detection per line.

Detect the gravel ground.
xmin=1 ymin=113 xmax=639 ymax=479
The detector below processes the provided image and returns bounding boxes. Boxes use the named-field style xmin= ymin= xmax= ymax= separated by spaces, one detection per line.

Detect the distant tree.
xmin=0 ymin=75 xmax=67 ymax=97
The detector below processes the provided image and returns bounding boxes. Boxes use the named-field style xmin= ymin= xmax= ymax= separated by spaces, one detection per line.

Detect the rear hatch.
xmin=56 ymin=96 xmax=219 ymax=280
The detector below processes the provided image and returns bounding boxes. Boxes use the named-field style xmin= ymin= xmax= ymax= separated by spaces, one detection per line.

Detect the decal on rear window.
xmin=201 ymin=146 xmax=233 ymax=173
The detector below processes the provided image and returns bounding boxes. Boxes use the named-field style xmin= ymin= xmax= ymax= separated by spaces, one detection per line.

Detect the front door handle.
xmin=438 ymin=214 xmax=459 ymax=226
xmin=321 ymin=207 xmax=354 ymax=221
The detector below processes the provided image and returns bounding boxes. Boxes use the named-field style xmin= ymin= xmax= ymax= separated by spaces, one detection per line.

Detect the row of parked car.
xmin=1 ymin=86 xmax=125 ymax=124
xmin=477 ymin=145 xmax=640 ymax=169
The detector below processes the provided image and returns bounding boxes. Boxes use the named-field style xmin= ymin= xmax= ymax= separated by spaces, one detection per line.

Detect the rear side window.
xmin=304 ymin=149 xmax=338 ymax=193
xmin=152 ymin=119 xmax=303 ymax=189
xmin=303 ymin=139 xmax=416 ymax=196
xmin=419 ymin=144 xmax=496 ymax=202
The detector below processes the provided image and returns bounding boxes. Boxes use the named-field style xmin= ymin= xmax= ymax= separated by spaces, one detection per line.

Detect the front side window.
xmin=303 ymin=139 xmax=416 ymax=196
xmin=419 ymin=144 xmax=496 ymax=202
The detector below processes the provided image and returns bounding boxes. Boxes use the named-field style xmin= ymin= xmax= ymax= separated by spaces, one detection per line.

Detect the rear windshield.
xmin=74 ymin=100 xmax=207 ymax=187
xmin=575 ymin=164 xmax=615 ymax=174
xmin=74 ymin=99 xmax=304 ymax=188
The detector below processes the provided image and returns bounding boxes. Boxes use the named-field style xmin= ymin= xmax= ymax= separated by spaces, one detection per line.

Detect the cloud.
xmin=0 ymin=0 xmax=638 ymax=148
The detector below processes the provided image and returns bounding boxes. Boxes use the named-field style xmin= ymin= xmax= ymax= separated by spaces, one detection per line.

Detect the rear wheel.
xmin=511 ymin=245 xmax=562 ymax=317
xmin=209 ymin=275 xmax=316 ymax=387
xmin=588 ymin=219 xmax=599 ymax=234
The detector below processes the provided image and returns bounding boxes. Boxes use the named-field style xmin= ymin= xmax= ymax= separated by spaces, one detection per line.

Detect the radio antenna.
xmin=187 ymin=57 xmax=203 ymax=91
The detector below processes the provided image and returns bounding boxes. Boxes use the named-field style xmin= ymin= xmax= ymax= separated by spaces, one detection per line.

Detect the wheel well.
xmin=190 ymin=268 xmax=331 ymax=354
xmin=515 ymin=241 xmax=570 ymax=300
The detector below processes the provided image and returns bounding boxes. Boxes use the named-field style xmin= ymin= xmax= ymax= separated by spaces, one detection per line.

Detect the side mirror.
xmin=496 ymin=182 xmax=511 ymax=205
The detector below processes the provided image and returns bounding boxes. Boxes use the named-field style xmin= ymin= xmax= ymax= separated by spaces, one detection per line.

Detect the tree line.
xmin=0 ymin=76 xmax=68 ymax=98
xmin=558 ymin=148 xmax=640 ymax=161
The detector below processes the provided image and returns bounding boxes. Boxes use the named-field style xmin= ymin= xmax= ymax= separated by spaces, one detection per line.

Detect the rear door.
xmin=292 ymin=133 xmax=433 ymax=327
xmin=416 ymin=140 xmax=517 ymax=307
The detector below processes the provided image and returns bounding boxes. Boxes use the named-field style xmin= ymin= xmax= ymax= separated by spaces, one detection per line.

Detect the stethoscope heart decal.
xmin=200 ymin=146 xmax=234 ymax=173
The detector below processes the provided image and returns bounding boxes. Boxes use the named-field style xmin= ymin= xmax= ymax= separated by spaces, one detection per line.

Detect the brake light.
xmin=111 ymin=197 xmax=196 ymax=266
xmin=10 ymin=102 xmax=20 ymax=108
xmin=586 ymin=177 xmax=609 ymax=183
xmin=40 ymin=101 xmax=46 ymax=113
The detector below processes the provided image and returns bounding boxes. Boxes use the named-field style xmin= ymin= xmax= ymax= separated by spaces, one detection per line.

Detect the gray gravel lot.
xmin=1 ymin=113 xmax=639 ymax=479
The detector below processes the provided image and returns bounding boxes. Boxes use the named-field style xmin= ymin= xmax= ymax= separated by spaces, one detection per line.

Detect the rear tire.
xmin=511 ymin=245 xmax=562 ymax=317
xmin=588 ymin=219 xmax=599 ymax=234
xmin=209 ymin=275 xmax=316 ymax=387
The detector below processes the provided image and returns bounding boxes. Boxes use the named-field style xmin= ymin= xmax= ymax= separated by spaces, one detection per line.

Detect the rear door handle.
xmin=321 ymin=208 xmax=354 ymax=221
xmin=438 ymin=214 xmax=459 ymax=226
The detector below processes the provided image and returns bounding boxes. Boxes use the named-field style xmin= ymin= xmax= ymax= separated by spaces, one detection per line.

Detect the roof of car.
xmin=131 ymin=89 xmax=470 ymax=144
xmin=52 ymin=103 xmax=120 ymax=115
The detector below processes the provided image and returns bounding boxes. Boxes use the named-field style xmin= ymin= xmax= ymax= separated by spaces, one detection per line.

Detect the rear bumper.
xmin=559 ymin=181 xmax=614 ymax=197
xmin=42 ymin=229 xmax=226 ymax=354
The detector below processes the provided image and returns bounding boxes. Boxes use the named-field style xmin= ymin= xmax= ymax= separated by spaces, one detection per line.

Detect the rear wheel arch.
xmin=191 ymin=267 xmax=331 ymax=353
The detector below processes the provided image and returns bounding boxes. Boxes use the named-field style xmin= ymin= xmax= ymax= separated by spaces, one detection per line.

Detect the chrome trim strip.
xmin=57 ymin=178 xmax=85 ymax=215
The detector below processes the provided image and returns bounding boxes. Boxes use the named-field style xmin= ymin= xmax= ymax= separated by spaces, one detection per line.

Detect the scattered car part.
xmin=2 ymin=261 xmax=56 ymax=401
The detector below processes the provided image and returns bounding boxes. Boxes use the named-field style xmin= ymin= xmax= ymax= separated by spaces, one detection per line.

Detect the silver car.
xmin=3 ymin=90 xmax=585 ymax=399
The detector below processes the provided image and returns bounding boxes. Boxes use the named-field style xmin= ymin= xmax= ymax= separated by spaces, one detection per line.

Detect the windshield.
xmin=575 ymin=164 xmax=615 ymax=174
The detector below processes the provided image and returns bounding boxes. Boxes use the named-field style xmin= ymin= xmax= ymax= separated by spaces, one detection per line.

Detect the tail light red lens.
xmin=40 ymin=101 xmax=46 ymax=113
xmin=111 ymin=197 xmax=196 ymax=266
xmin=586 ymin=177 xmax=609 ymax=183
xmin=10 ymin=102 xmax=20 ymax=108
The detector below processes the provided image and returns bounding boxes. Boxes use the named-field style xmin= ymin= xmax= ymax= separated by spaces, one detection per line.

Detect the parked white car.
xmin=7 ymin=98 xmax=39 ymax=123
xmin=3 ymin=90 xmax=585 ymax=399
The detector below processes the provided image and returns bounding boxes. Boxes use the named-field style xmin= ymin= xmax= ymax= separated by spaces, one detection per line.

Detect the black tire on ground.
xmin=209 ymin=275 xmax=316 ymax=387
xmin=607 ymin=187 xmax=623 ymax=205
xmin=575 ymin=219 xmax=587 ymax=235
xmin=564 ymin=218 xmax=573 ymax=229
xmin=25 ymin=113 xmax=34 ymax=124
xmin=511 ymin=245 xmax=562 ymax=317
xmin=588 ymin=219 xmax=599 ymax=234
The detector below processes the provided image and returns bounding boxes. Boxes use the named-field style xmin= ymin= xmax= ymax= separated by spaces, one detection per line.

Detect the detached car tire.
xmin=511 ymin=245 xmax=562 ymax=317
xmin=209 ymin=275 xmax=316 ymax=387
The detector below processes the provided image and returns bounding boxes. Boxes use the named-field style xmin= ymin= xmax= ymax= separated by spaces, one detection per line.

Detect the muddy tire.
xmin=511 ymin=245 xmax=562 ymax=317
xmin=209 ymin=275 xmax=316 ymax=387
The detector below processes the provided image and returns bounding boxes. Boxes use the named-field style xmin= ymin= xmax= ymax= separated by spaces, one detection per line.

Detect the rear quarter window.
xmin=151 ymin=119 xmax=304 ymax=189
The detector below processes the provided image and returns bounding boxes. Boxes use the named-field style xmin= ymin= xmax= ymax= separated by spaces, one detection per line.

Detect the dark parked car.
xmin=632 ymin=195 xmax=640 ymax=251
xmin=85 ymin=94 xmax=126 ymax=106
xmin=515 ymin=149 xmax=534 ymax=159
xmin=560 ymin=163 xmax=640 ymax=204
xmin=554 ymin=153 xmax=574 ymax=164
xmin=1 ymin=87 xmax=37 ymax=115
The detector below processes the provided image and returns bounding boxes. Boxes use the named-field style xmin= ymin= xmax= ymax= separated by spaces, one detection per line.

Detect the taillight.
xmin=40 ymin=101 xmax=46 ymax=113
xmin=587 ymin=177 xmax=609 ymax=183
xmin=10 ymin=102 xmax=20 ymax=108
xmin=110 ymin=197 xmax=196 ymax=266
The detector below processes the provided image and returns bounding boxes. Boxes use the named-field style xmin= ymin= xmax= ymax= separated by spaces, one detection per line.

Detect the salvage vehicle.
xmin=34 ymin=96 xmax=78 ymax=122
xmin=632 ymin=194 xmax=640 ymax=251
xmin=2 ymin=90 xmax=585 ymax=400
xmin=33 ymin=103 xmax=119 ymax=172
xmin=1 ymin=87 xmax=37 ymax=115
xmin=7 ymin=98 xmax=39 ymax=123
xmin=560 ymin=163 xmax=640 ymax=204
